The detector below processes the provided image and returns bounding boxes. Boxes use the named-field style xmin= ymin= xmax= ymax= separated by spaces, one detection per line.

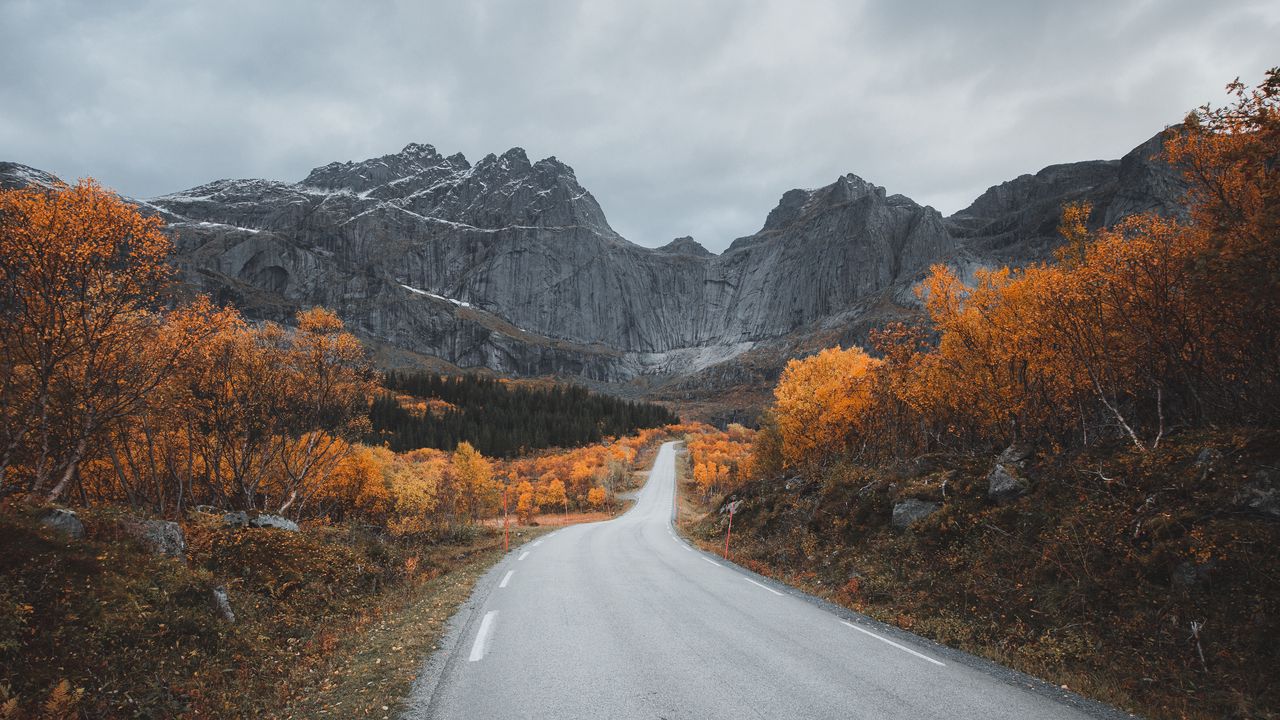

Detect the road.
xmin=407 ymin=441 xmax=1125 ymax=719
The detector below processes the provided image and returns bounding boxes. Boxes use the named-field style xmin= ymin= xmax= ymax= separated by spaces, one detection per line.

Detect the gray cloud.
xmin=2 ymin=0 xmax=1276 ymax=251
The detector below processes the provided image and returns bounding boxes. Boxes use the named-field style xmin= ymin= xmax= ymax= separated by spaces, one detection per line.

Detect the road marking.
xmin=744 ymin=577 xmax=784 ymax=596
xmin=518 ymin=551 xmax=530 ymax=561
xmin=701 ymin=557 xmax=721 ymax=567
xmin=533 ymin=540 xmax=543 ymax=547
xmin=499 ymin=570 xmax=514 ymax=588
xmin=682 ymin=546 xmax=692 ymax=552
xmin=840 ymin=621 xmax=945 ymax=666
xmin=468 ymin=611 xmax=498 ymax=662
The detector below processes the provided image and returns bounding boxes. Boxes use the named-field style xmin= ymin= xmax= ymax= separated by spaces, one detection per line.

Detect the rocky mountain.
xmin=0 ymin=129 xmax=1187 ymax=399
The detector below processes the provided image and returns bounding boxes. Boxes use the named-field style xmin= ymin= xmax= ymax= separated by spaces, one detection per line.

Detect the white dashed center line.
xmin=840 ymin=621 xmax=945 ymax=666
xmin=499 ymin=570 xmax=514 ymax=588
xmin=468 ymin=611 xmax=498 ymax=662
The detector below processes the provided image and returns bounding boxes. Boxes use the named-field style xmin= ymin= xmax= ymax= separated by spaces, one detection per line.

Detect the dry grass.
xmin=0 ymin=503 xmax=540 ymax=719
xmin=274 ymin=526 xmax=553 ymax=719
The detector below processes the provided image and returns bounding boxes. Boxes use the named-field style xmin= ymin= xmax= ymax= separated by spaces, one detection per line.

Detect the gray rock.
xmin=122 ymin=518 xmax=185 ymax=559
xmin=222 ymin=511 xmax=251 ymax=528
xmin=212 ymin=586 xmax=236 ymax=623
xmin=997 ymin=443 xmax=1034 ymax=468
xmin=1237 ymin=469 xmax=1279 ymax=520
xmin=39 ymin=508 xmax=84 ymax=540
xmin=251 ymin=514 xmax=300 ymax=532
xmin=222 ymin=511 xmax=299 ymax=531
xmin=891 ymin=499 xmax=942 ymax=530
xmin=988 ymin=464 xmax=1028 ymax=504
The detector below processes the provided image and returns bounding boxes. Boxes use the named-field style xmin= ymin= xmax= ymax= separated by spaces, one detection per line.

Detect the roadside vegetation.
xmin=0 ymin=173 xmax=689 ymax=716
xmin=680 ymin=71 xmax=1280 ymax=720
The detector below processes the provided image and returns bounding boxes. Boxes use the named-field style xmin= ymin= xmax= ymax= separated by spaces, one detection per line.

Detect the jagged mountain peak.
xmin=657 ymin=236 xmax=714 ymax=257
xmin=759 ymin=172 xmax=897 ymax=234
xmin=399 ymin=142 xmax=441 ymax=160
xmin=299 ymin=141 xmax=471 ymax=195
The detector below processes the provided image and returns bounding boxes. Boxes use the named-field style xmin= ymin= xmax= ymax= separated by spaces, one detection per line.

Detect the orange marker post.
xmin=723 ymin=504 xmax=734 ymax=559
xmin=502 ymin=485 xmax=510 ymax=552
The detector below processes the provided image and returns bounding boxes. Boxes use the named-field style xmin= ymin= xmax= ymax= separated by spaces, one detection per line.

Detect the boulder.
xmin=1237 ymin=468 xmax=1279 ymax=520
xmin=987 ymin=464 xmax=1028 ymax=504
xmin=251 ymin=514 xmax=300 ymax=532
xmin=39 ymin=508 xmax=84 ymax=540
xmin=221 ymin=511 xmax=299 ymax=531
xmin=212 ymin=586 xmax=236 ymax=623
xmin=122 ymin=518 xmax=185 ymax=559
xmin=222 ymin=511 xmax=251 ymax=527
xmin=997 ymin=443 xmax=1034 ymax=468
xmin=891 ymin=499 xmax=941 ymax=530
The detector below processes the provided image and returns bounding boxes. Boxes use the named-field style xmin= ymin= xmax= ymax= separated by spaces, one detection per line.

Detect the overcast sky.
xmin=2 ymin=1 xmax=1276 ymax=251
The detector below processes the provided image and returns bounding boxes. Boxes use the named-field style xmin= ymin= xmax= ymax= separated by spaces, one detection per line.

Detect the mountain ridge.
xmin=0 ymin=128 xmax=1187 ymax=402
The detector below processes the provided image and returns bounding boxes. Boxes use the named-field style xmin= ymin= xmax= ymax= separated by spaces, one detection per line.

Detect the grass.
xmin=677 ymin=429 xmax=1280 ymax=720
xmin=274 ymin=526 xmax=552 ymax=719
xmin=0 ymin=500 xmax=549 ymax=719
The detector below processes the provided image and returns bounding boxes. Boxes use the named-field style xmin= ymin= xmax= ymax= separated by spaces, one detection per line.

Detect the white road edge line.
xmin=744 ymin=577 xmax=783 ymax=596
xmin=840 ymin=621 xmax=945 ymax=667
xmin=701 ymin=557 xmax=721 ymax=567
xmin=533 ymin=540 xmax=543 ymax=547
xmin=518 ymin=551 xmax=530 ymax=561
xmin=499 ymin=570 xmax=514 ymax=588
xmin=468 ymin=611 xmax=498 ymax=662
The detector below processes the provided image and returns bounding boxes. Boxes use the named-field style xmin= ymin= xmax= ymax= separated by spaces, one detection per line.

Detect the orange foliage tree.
xmin=0 ymin=180 xmax=176 ymax=502
xmin=772 ymin=347 xmax=880 ymax=465
xmin=755 ymin=69 xmax=1280 ymax=469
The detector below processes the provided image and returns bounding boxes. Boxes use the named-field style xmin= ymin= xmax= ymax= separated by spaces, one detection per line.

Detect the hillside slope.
xmin=683 ymin=431 xmax=1280 ymax=720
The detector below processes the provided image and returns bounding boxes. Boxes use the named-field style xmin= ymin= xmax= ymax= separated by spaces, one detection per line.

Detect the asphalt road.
xmin=407 ymin=441 xmax=1129 ymax=719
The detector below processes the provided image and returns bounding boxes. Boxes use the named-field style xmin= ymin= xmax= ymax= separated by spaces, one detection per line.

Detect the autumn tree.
xmin=541 ymin=478 xmax=568 ymax=516
xmin=587 ymin=486 xmax=606 ymax=509
xmin=388 ymin=451 xmax=445 ymax=535
xmin=453 ymin=441 xmax=498 ymax=521
xmin=515 ymin=479 xmax=537 ymax=523
xmin=772 ymin=346 xmax=881 ymax=465
xmin=0 ymin=180 xmax=183 ymax=502
xmin=1163 ymin=67 xmax=1280 ymax=418
xmin=272 ymin=308 xmax=374 ymax=515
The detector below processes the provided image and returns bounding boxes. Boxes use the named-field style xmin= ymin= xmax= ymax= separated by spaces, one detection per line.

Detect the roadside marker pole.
xmin=502 ymin=486 xmax=509 ymax=552
xmin=723 ymin=504 xmax=734 ymax=559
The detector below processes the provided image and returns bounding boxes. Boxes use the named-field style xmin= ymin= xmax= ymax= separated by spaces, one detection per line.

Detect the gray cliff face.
xmin=126 ymin=144 xmax=957 ymax=380
xmin=0 ymin=129 xmax=1188 ymax=386
xmin=712 ymin=174 xmax=953 ymax=342
xmin=947 ymin=129 xmax=1186 ymax=265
